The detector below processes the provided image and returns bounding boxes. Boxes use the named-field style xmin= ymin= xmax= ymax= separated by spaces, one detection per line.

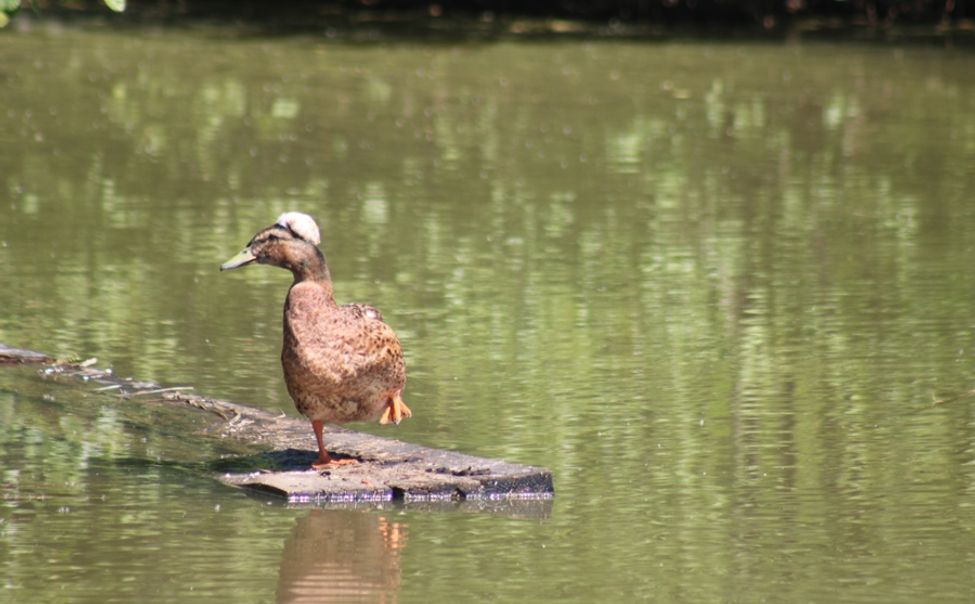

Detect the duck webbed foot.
xmin=379 ymin=392 xmax=412 ymax=425
xmin=310 ymin=419 xmax=358 ymax=468
xmin=311 ymin=455 xmax=357 ymax=469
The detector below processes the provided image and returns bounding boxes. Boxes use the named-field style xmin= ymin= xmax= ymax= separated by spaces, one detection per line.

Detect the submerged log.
xmin=0 ymin=343 xmax=54 ymax=365
xmin=0 ymin=343 xmax=554 ymax=505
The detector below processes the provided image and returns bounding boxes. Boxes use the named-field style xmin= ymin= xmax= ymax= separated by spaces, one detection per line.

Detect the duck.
xmin=220 ymin=211 xmax=411 ymax=467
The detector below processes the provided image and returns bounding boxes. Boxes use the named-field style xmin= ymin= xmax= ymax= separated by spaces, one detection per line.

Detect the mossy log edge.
xmin=0 ymin=343 xmax=554 ymax=506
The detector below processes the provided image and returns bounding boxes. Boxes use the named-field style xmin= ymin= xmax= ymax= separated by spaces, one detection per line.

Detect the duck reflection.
xmin=277 ymin=509 xmax=407 ymax=603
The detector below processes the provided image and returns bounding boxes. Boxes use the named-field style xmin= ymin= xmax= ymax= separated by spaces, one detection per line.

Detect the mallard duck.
xmin=220 ymin=212 xmax=411 ymax=467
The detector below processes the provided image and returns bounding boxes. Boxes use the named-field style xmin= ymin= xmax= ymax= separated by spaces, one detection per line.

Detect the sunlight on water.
xmin=1 ymin=23 xmax=975 ymax=603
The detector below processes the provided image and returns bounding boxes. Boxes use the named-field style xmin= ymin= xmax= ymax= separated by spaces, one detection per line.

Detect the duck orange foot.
xmin=379 ymin=392 xmax=412 ymax=425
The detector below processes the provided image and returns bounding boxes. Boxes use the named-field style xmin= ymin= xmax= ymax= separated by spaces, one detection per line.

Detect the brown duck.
xmin=220 ymin=212 xmax=411 ymax=467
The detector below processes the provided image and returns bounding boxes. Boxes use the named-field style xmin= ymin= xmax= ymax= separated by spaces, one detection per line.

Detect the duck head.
xmin=221 ymin=212 xmax=328 ymax=279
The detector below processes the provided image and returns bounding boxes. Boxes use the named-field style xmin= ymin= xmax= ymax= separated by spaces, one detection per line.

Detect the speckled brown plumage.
xmin=283 ymin=283 xmax=405 ymax=423
xmin=221 ymin=212 xmax=410 ymax=467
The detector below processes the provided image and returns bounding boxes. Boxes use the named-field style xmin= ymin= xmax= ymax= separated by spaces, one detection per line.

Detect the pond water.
xmin=2 ymin=22 xmax=975 ymax=603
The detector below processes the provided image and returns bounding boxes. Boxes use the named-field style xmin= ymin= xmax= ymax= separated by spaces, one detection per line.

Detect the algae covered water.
xmin=2 ymin=23 xmax=975 ymax=602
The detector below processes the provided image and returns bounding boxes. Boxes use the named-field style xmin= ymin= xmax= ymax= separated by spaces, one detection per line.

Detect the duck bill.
xmin=220 ymin=248 xmax=257 ymax=271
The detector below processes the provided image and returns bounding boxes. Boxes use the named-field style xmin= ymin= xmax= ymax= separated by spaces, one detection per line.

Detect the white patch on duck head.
xmin=276 ymin=212 xmax=321 ymax=245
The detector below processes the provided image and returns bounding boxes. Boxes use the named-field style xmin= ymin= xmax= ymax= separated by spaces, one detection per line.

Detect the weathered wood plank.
xmin=0 ymin=343 xmax=554 ymax=505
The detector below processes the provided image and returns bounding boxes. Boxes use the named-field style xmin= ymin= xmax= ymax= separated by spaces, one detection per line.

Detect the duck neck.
xmin=291 ymin=248 xmax=335 ymax=299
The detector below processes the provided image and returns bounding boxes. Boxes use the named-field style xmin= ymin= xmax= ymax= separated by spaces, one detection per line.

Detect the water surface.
xmin=2 ymin=24 xmax=975 ymax=603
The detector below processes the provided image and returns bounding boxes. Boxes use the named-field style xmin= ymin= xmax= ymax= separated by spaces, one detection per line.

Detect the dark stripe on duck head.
xmin=280 ymin=223 xmax=310 ymax=243
xmin=249 ymin=224 xmax=293 ymax=246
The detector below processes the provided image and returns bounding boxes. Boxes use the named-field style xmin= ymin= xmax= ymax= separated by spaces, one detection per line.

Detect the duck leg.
xmin=379 ymin=392 xmax=412 ymax=425
xmin=310 ymin=419 xmax=356 ymax=468
xmin=310 ymin=419 xmax=333 ymax=468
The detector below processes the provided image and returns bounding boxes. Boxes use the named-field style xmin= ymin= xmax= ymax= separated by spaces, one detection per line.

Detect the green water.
xmin=2 ymin=22 xmax=975 ymax=603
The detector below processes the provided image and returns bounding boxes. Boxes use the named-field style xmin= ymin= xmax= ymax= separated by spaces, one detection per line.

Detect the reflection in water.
xmin=1 ymin=22 xmax=975 ymax=604
xmin=277 ymin=510 xmax=406 ymax=604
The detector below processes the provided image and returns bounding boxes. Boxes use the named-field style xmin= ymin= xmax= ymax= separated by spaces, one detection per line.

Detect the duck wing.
xmin=283 ymin=282 xmax=405 ymax=392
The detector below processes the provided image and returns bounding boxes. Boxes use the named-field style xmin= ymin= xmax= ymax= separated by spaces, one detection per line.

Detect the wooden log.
xmin=0 ymin=343 xmax=54 ymax=365
xmin=0 ymin=343 xmax=554 ymax=506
